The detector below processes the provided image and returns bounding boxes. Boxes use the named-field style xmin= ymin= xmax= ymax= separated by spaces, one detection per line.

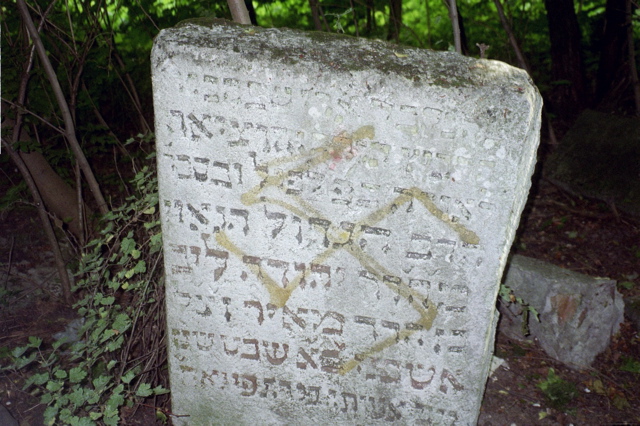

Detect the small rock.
xmin=499 ymin=255 xmax=624 ymax=369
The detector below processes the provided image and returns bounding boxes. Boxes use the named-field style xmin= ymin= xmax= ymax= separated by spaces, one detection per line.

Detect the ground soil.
xmin=1 ymin=147 xmax=639 ymax=425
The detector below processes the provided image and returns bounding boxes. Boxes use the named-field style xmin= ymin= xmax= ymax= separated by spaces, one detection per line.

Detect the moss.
xmin=171 ymin=18 xmax=479 ymax=89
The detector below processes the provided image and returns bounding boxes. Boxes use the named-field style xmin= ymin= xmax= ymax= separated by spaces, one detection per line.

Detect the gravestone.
xmin=152 ymin=18 xmax=542 ymax=425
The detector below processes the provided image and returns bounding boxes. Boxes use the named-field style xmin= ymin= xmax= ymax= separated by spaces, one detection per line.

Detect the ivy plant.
xmin=3 ymin=148 xmax=169 ymax=425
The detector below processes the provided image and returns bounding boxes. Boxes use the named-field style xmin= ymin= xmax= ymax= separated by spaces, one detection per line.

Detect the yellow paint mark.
xmin=216 ymin=232 xmax=291 ymax=307
xmin=352 ymin=125 xmax=375 ymax=141
xmin=216 ymin=231 xmax=338 ymax=308
xmin=333 ymin=242 xmax=437 ymax=373
xmin=214 ymin=123 xmax=479 ymax=372
xmin=407 ymin=187 xmax=480 ymax=245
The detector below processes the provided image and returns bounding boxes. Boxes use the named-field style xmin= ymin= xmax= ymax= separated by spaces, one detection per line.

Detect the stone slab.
xmin=499 ymin=255 xmax=624 ymax=369
xmin=152 ymin=18 xmax=542 ymax=425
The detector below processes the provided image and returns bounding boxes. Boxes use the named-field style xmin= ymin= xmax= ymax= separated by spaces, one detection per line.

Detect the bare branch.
xmin=16 ymin=0 xmax=109 ymax=215
xmin=1 ymin=136 xmax=72 ymax=304
xmin=448 ymin=0 xmax=462 ymax=54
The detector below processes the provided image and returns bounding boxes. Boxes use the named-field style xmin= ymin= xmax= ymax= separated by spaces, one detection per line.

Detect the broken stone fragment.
xmin=499 ymin=255 xmax=624 ymax=369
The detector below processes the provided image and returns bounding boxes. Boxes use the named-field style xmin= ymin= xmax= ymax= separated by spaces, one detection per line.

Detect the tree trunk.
xmin=227 ymin=0 xmax=252 ymax=24
xmin=245 ymin=0 xmax=258 ymax=25
xmin=544 ymin=0 xmax=588 ymax=115
xmin=447 ymin=1 xmax=469 ymax=55
xmin=595 ymin=0 xmax=630 ymax=109
xmin=309 ymin=0 xmax=323 ymax=31
xmin=365 ymin=0 xmax=375 ymax=35
xmin=387 ymin=0 xmax=402 ymax=42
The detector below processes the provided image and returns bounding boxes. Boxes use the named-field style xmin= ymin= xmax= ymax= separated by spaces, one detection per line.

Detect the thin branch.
xmin=2 ymin=0 xmax=72 ymax=303
xmin=493 ymin=0 xmax=557 ymax=145
xmin=16 ymin=0 xmax=109 ymax=216
xmin=448 ymin=0 xmax=462 ymax=54
xmin=0 ymin=99 xmax=65 ymax=135
xmin=493 ymin=0 xmax=529 ymax=70
xmin=2 ymin=137 xmax=72 ymax=304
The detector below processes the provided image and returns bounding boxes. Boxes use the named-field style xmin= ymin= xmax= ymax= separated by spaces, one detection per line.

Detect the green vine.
xmin=3 ymin=146 xmax=169 ymax=425
xmin=499 ymin=283 xmax=540 ymax=336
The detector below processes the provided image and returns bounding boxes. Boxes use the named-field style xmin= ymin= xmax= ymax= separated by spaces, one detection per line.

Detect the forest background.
xmin=1 ymin=0 xmax=639 ymax=424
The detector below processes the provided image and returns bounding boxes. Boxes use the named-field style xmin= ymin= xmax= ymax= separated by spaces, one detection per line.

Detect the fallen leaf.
xmin=613 ymin=395 xmax=630 ymax=410
xmin=591 ymin=379 xmax=605 ymax=395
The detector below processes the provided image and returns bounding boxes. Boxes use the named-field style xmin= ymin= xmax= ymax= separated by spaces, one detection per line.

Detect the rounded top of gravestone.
xmin=164 ymin=18 xmax=535 ymax=92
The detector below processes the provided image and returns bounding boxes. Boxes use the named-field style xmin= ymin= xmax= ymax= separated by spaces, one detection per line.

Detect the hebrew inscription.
xmin=152 ymin=19 xmax=542 ymax=425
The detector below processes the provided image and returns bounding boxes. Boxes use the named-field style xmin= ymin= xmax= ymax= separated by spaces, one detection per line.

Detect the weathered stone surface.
xmin=152 ymin=18 xmax=542 ymax=425
xmin=499 ymin=255 xmax=624 ymax=369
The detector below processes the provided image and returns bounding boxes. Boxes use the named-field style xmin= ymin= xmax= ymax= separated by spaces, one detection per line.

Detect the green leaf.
xmin=104 ymin=415 xmax=119 ymax=426
xmin=120 ymin=237 xmax=135 ymax=255
xmin=54 ymin=369 xmax=68 ymax=379
xmin=112 ymin=313 xmax=131 ymax=333
xmin=135 ymin=260 xmax=146 ymax=273
xmin=46 ymin=380 xmax=63 ymax=392
xmin=142 ymin=206 xmax=155 ymax=215
xmin=620 ymin=357 xmax=640 ymax=373
xmin=121 ymin=370 xmax=136 ymax=384
xmin=69 ymin=367 xmax=88 ymax=383
xmin=86 ymin=388 xmax=101 ymax=404
xmin=106 ymin=335 xmax=125 ymax=352
xmin=144 ymin=220 xmax=160 ymax=230
xmin=43 ymin=406 xmax=59 ymax=426
xmin=11 ymin=346 xmax=28 ymax=358
xmin=30 ymin=372 xmax=50 ymax=386
xmin=149 ymin=233 xmax=163 ymax=252
xmin=69 ymin=387 xmax=87 ymax=407
xmin=131 ymin=249 xmax=141 ymax=259
xmin=41 ymin=392 xmax=53 ymax=404
xmin=104 ymin=385 xmax=125 ymax=421
xmin=92 ymin=375 xmax=111 ymax=391
xmin=100 ymin=296 xmax=116 ymax=306
xmin=619 ymin=281 xmax=635 ymax=290
xmin=14 ymin=351 xmax=37 ymax=369
xmin=156 ymin=410 xmax=168 ymax=423
xmin=89 ymin=412 xmax=103 ymax=420
xmin=152 ymin=385 xmax=170 ymax=395
xmin=28 ymin=336 xmax=43 ymax=348
xmin=613 ymin=394 xmax=630 ymax=410
xmin=74 ymin=417 xmax=96 ymax=426
xmin=136 ymin=383 xmax=153 ymax=397
xmin=58 ymin=408 xmax=72 ymax=422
